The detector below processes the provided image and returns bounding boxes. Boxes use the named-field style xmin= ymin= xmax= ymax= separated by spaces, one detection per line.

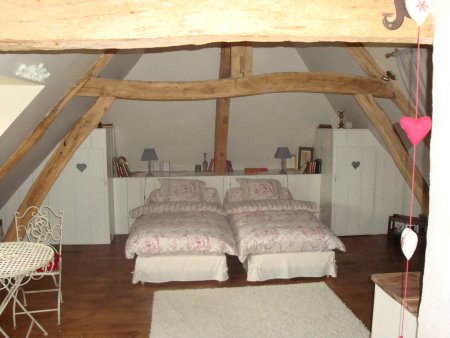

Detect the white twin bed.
xmin=125 ymin=177 xmax=345 ymax=283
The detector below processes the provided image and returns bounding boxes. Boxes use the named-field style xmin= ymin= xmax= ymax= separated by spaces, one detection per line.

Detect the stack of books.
xmin=114 ymin=157 xmax=132 ymax=177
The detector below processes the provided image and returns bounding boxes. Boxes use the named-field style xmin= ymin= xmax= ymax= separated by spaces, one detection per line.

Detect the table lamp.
xmin=141 ymin=148 xmax=158 ymax=176
xmin=274 ymin=147 xmax=291 ymax=174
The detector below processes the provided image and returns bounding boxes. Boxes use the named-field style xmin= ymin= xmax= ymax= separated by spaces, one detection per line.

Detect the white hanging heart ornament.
xmin=401 ymin=228 xmax=418 ymax=260
xmin=405 ymin=0 xmax=432 ymax=27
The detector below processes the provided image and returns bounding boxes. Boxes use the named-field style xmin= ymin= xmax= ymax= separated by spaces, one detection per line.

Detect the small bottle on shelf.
xmin=202 ymin=153 xmax=208 ymax=172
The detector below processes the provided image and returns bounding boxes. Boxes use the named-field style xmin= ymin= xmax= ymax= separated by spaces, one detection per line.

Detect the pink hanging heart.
xmin=401 ymin=228 xmax=418 ymax=260
xmin=400 ymin=116 xmax=432 ymax=146
xmin=405 ymin=0 xmax=432 ymax=27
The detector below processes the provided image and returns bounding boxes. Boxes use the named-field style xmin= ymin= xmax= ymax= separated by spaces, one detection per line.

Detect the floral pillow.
xmin=159 ymin=178 xmax=206 ymax=202
xmin=147 ymin=186 xmax=219 ymax=204
xmin=224 ymin=186 xmax=292 ymax=203
xmin=202 ymin=187 xmax=219 ymax=204
xmin=235 ymin=178 xmax=282 ymax=201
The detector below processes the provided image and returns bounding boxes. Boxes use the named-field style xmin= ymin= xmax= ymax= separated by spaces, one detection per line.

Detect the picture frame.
xmin=162 ymin=161 xmax=170 ymax=172
xmin=298 ymin=147 xmax=314 ymax=172
xmin=151 ymin=160 xmax=162 ymax=172
xmin=286 ymin=154 xmax=297 ymax=170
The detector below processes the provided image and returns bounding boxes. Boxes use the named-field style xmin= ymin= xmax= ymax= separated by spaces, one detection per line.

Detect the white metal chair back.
xmin=15 ymin=205 xmax=63 ymax=246
xmin=13 ymin=205 xmax=64 ymax=326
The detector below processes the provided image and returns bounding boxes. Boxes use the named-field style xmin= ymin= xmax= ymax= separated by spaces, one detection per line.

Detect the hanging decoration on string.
xmin=405 ymin=0 xmax=431 ymax=26
xmin=400 ymin=227 xmax=419 ymax=260
xmin=400 ymin=115 xmax=432 ymax=146
xmin=395 ymin=1 xmax=432 ymax=338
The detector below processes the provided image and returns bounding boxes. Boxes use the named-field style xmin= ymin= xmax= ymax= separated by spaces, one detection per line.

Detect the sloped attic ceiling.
xmin=297 ymin=44 xmax=431 ymax=183
xmin=0 ymin=51 xmax=143 ymax=208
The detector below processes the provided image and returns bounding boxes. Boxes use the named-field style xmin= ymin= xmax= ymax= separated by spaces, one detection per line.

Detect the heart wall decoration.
xmin=400 ymin=116 xmax=432 ymax=146
xmin=351 ymin=161 xmax=360 ymax=170
xmin=405 ymin=0 xmax=432 ymax=27
xmin=76 ymin=163 xmax=87 ymax=173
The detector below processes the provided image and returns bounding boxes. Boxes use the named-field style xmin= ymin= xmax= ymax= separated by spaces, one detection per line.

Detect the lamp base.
xmin=146 ymin=162 xmax=153 ymax=176
xmin=279 ymin=158 xmax=287 ymax=175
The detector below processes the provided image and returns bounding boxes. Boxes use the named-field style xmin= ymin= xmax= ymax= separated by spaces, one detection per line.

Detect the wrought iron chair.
xmin=13 ymin=205 xmax=64 ymax=326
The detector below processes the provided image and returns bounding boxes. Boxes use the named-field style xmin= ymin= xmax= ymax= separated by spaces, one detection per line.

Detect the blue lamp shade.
xmin=274 ymin=147 xmax=291 ymax=159
xmin=141 ymin=148 xmax=158 ymax=161
xmin=274 ymin=147 xmax=291 ymax=174
xmin=141 ymin=148 xmax=158 ymax=176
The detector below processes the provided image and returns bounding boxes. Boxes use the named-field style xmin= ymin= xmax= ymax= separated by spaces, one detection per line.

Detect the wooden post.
xmin=214 ymin=44 xmax=253 ymax=174
xmin=214 ymin=45 xmax=232 ymax=175
xmin=4 ymin=96 xmax=116 ymax=242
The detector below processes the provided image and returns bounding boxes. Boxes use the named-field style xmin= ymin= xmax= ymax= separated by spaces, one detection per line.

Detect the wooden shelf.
xmin=371 ymin=272 xmax=421 ymax=316
xmin=120 ymin=170 xmax=320 ymax=178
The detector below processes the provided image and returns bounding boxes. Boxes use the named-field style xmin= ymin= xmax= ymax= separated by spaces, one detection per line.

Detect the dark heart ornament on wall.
xmin=351 ymin=161 xmax=360 ymax=170
xmin=76 ymin=163 xmax=87 ymax=172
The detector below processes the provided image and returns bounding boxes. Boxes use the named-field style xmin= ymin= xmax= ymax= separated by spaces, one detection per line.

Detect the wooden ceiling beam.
xmin=4 ymin=96 xmax=116 ymax=242
xmin=0 ymin=0 xmax=433 ymax=51
xmin=354 ymin=94 xmax=428 ymax=214
xmin=78 ymin=73 xmax=393 ymax=101
xmin=0 ymin=52 xmax=115 ymax=183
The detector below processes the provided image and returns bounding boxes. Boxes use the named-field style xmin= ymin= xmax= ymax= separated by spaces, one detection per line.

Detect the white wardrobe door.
xmin=48 ymin=146 xmax=110 ymax=244
xmin=332 ymin=145 xmax=360 ymax=235
xmin=85 ymin=147 xmax=110 ymax=244
xmin=48 ymin=155 xmax=77 ymax=244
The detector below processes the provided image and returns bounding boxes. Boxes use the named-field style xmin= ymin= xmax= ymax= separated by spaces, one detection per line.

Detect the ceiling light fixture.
xmin=15 ymin=63 xmax=50 ymax=83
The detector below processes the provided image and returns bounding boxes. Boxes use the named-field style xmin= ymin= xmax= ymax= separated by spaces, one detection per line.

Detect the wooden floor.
xmin=0 ymin=234 xmax=425 ymax=338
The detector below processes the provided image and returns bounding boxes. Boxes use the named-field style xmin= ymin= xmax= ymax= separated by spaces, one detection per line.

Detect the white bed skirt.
xmin=244 ymin=251 xmax=337 ymax=282
xmin=132 ymin=254 xmax=229 ymax=284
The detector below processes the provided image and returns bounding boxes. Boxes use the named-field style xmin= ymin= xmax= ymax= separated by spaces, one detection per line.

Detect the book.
xmin=307 ymin=161 xmax=316 ymax=174
xmin=208 ymin=159 xmax=215 ymax=172
xmin=317 ymin=124 xmax=332 ymax=129
xmin=113 ymin=157 xmax=122 ymax=177
xmin=244 ymin=167 xmax=268 ymax=175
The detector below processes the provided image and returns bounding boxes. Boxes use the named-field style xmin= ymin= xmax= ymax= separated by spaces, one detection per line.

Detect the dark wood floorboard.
xmin=0 ymin=234 xmax=425 ymax=337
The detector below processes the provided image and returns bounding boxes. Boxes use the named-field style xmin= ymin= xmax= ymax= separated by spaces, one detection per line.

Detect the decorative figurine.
xmin=338 ymin=110 xmax=345 ymax=129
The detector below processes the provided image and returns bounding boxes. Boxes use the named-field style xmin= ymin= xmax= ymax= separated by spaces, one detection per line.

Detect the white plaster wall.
xmin=103 ymin=46 xmax=336 ymax=172
xmin=0 ymin=76 xmax=43 ymax=136
xmin=418 ymin=1 xmax=450 ymax=335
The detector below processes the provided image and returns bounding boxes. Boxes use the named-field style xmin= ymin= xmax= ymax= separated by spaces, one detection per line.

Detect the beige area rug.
xmin=150 ymin=282 xmax=370 ymax=338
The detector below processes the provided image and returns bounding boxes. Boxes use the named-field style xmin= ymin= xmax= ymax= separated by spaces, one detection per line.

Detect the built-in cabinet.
xmin=3 ymin=127 xmax=419 ymax=242
xmin=314 ymin=129 xmax=419 ymax=236
xmin=0 ymin=128 xmax=114 ymax=244
xmin=371 ymin=272 xmax=419 ymax=338
xmin=112 ymin=173 xmax=321 ymax=234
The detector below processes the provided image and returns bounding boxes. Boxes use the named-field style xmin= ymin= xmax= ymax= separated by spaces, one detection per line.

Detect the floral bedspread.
xmin=125 ymin=202 xmax=236 ymax=259
xmin=225 ymin=200 xmax=346 ymax=262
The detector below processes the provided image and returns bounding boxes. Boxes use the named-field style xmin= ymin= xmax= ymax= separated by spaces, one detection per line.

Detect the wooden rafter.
xmin=0 ymin=52 xmax=115 ymax=183
xmin=354 ymin=94 xmax=428 ymax=214
xmin=345 ymin=44 xmax=430 ymax=147
xmin=0 ymin=0 xmax=433 ymax=51
xmin=77 ymin=73 xmax=393 ymax=100
xmin=345 ymin=44 xmax=416 ymax=117
xmin=4 ymin=97 xmax=116 ymax=242
xmin=346 ymin=44 xmax=430 ymax=211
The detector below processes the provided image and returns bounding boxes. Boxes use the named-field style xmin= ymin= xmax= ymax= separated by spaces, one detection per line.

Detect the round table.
xmin=0 ymin=241 xmax=54 ymax=337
